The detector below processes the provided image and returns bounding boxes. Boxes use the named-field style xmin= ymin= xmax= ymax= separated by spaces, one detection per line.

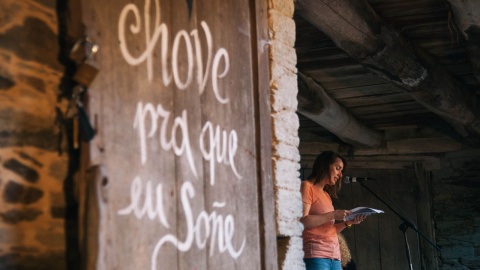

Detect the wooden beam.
xmin=300 ymin=154 xmax=441 ymax=171
xmin=295 ymin=0 xmax=480 ymax=140
xmin=299 ymin=137 xmax=462 ymax=157
xmin=297 ymin=72 xmax=384 ymax=147
xmin=447 ymin=0 xmax=480 ymax=83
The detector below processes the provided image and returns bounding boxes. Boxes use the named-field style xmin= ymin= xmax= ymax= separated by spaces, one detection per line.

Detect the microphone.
xmin=344 ymin=176 xmax=376 ymax=184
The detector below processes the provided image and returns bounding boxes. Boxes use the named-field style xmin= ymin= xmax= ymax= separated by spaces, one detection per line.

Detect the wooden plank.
xmin=447 ymin=0 xmax=480 ymax=83
xmin=297 ymin=59 xmax=364 ymax=73
xmin=79 ymin=0 xmax=264 ymax=269
xmin=306 ymin=70 xmax=388 ymax=85
xmin=318 ymin=166 xmax=429 ymax=270
xmin=301 ymin=154 xmax=441 ymax=171
xmin=332 ymin=171 xmax=355 ymax=265
xmin=386 ymin=137 xmax=462 ymax=154
xmin=327 ymin=83 xmax=403 ymax=99
xmin=351 ymin=169 xmax=381 ymax=270
xmin=171 ymin=1 xmax=206 ymax=269
xmin=297 ymin=73 xmax=384 ymax=147
xmin=319 ymin=76 xmax=390 ymax=90
xmin=295 ymin=0 xmax=480 ymax=139
xmin=384 ymin=170 xmax=421 ymax=270
xmin=252 ymin=0 xmax=278 ymax=268
xmin=337 ymin=92 xmax=415 ymax=108
xmin=377 ymin=170 xmax=404 ymax=270
xmin=359 ymin=109 xmax=432 ymax=121
xmin=346 ymin=160 xmax=414 ymax=170
xmin=83 ymin=165 xmax=108 ymax=270
xmin=339 ymin=169 xmax=421 ymax=270
xmin=349 ymin=101 xmax=427 ymax=115
xmin=299 ymin=137 xmax=463 ymax=156
xmin=296 ymin=48 xmax=349 ymax=62
xmin=414 ymin=162 xmax=439 ymax=270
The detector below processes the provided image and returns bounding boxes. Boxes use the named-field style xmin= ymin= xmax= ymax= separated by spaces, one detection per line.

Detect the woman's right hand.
xmin=333 ymin=210 xmax=352 ymax=221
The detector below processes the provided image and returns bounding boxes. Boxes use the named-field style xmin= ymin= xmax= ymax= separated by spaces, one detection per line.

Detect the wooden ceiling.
xmin=294 ymin=0 xmax=480 ymax=153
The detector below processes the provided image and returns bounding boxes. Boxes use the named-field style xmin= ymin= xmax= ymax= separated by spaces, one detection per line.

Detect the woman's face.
xmin=325 ymin=158 xmax=343 ymax=186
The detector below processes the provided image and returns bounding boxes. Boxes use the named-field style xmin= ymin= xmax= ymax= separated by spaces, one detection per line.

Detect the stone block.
xmin=447 ymin=232 xmax=480 ymax=246
xmin=35 ymin=229 xmax=65 ymax=247
xmin=18 ymin=74 xmax=46 ymax=93
xmin=281 ymin=236 xmax=305 ymax=270
xmin=0 ymin=75 xmax=15 ymax=90
xmin=4 ymin=181 xmax=44 ymax=204
xmin=0 ymin=228 xmax=25 ymax=244
xmin=269 ymin=0 xmax=294 ymax=17
xmin=17 ymin=151 xmax=43 ymax=167
xmin=49 ymin=192 xmax=65 ymax=219
xmin=0 ymin=17 xmax=63 ymax=71
xmin=268 ymin=9 xmax=296 ymax=47
xmin=49 ymin=192 xmax=65 ymax=208
xmin=0 ymin=251 xmax=66 ymax=270
xmin=438 ymin=260 xmax=470 ymax=270
xmin=48 ymin=158 xmax=68 ymax=182
xmin=2 ymin=158 xmax=39 ymax=183
xmin=271 ymin=111 xmax=300 ymax=147
xmin=50 ymin=207 xmax=65 ymax=219
xmin=271 ymin=69 xmax=298 ymax=112
xmin=273 ymin=159 xmax=301 ymax=190
xmin=269 ymin=40 xmax=297 ymax=73
xmin=441 ymin=244 xmax=475 ymax=260
xmin=0 ymin=208 xmax=42 ymax=224
xmin=10 ymin=246 xmax=39 ymax=253
xmin=474 ymin=217 xmax=480 ymax=226
xmin=277 ymin=218 xmax=303 ymax=237
xmin=276 ymin=188 xmax=303 ymax=221
xmin=273 ymin=143 xmax=300 ymax=162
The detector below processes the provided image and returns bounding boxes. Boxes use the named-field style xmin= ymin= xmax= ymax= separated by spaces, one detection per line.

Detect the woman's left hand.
xmin=349 ymin=214 xmax=367 ymax=225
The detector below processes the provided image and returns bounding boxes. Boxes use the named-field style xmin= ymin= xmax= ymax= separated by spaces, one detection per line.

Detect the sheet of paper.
xmin=344 ymin=207 xmax=384 ymax=221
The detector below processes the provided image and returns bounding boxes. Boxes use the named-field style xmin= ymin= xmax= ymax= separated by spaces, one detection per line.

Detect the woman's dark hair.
xmin=306 ymin=151 xmax=346 ymax=199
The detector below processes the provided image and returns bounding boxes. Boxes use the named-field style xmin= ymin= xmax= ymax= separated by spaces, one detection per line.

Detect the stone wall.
xmin=0 ymin=148 xmax=68 ymax=269
xmin=267 ymin=0 xmax=305 ymax=269
xmin=432 ymin=150 xmax=480 ymax=270
xmin=0 ymin=0 xmax=69 ymax=269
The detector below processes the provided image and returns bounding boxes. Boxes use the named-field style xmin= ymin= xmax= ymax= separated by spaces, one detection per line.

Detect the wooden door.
xmin=335 ymin=169 xmax=425 ymax=270
xmin=77 ymin=0 xmax=275 ymax=269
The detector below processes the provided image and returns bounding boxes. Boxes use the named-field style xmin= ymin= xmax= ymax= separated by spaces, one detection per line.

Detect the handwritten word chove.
xmin=118 ymin=0 xmax=230 ymax=104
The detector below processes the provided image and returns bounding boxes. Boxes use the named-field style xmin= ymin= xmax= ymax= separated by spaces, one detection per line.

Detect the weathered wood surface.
xmin=299 ymin=137 xmax=463 ymax=156
xmin=301 ymin=154 xmax=441 ymax=171
xmin=334 ymin=169 xmax=428 ymax=270
xmin=295 ymin=0 xmax=480 ymax=140
xmin=447 ymin=0 xmax=480 ymax=83
xmin=83 ymin=165 xmax=108 ymax=270
xmin=78 ymin=0 xmax=271 ymax=269
xmin=297 ymin=72 xmax=383 ymax=148
xmin=253 ymin=0 xmax=279 ymax=268
xmin=414 ymin=162 xmax=439 ymax=270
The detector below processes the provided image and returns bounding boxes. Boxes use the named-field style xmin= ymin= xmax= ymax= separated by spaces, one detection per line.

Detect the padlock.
xmin=73 ymin=63 xmax=99 ymax=87
xmin=70 ymin=37 xmax=100 ymax=87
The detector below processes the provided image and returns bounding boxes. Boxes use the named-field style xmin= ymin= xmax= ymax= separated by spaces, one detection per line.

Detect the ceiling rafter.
xmin=446 ymin=0 xmax=480 ymax=85
xmin=297 ymin=72 xmax=384 ymax=148
xmin=295 ymin=0 xmax=480 ymax=143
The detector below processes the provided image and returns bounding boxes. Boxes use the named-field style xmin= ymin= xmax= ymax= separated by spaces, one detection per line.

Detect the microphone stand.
xmin=357 ymin=180 xmax=441 ymax=270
